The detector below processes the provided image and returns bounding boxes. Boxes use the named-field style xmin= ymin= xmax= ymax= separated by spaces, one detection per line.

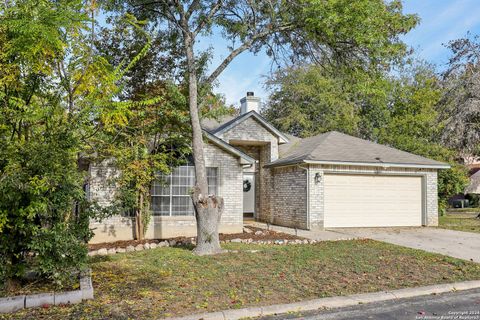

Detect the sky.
xmin=204 ymin=0 xmax=480 ymax=106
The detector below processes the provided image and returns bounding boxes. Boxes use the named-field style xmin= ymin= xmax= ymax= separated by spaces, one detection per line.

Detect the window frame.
xmin=151 ymin=165 xmax=218 ymax=217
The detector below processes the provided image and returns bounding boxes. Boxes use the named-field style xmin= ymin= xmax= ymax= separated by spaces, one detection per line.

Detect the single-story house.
xmin=88 ymin=92 xmax=450 ymax=243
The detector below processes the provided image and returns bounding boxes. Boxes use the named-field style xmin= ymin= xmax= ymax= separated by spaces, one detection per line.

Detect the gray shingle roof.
xmin=211 ymin=111 xmax=289 ymax=144
xmin=201 ymin=114 xmax=237 ymax=132
xmin=268 ymin=131 xmax=449 ymax=169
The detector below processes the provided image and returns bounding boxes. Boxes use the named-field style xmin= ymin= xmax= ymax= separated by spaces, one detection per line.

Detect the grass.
xmin=3 ymin=240 xmax=480 ymax=319
xmin=439 ymin=212 xmax=480 ymax=233
xmin=447 ymin=207 xmax=480 ymax=213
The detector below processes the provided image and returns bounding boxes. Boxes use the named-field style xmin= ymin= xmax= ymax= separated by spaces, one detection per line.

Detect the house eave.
xmin=266 ymin=159 xmax=451 ymax=169
xmin=203 ymin=130 xmax=255 ymax=164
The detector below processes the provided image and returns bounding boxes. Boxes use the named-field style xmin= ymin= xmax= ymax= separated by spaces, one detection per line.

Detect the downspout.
xmin=298 ymin=164 xmax=310 ymax=230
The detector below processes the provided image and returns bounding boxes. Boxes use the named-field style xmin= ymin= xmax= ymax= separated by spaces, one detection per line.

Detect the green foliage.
xmin=299 ymin=0 xmax=419 ymax=69
xmin=373 ymin=64 xmax=469 ymax=212
xmin=264 ymin=61 xmax=469 ymax=212
xmin=465 ymin=194 xmax=480 ymax=208
xmin=264 ymin=66 xmax=359 ymax=137
xmin=0 ymin=0 xmax=114 ymax=286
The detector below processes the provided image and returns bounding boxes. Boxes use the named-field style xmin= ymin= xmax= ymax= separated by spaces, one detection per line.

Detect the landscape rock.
xmin=107 ymin=248 xmax=116 ymax=255
xmin=116 ymin=248 xmax=126 ymax=253
xmin=126 ymin=245 xmax=135 ymax=252
xmin=159 ymin=241 xmax=169 ymax=247
xmin=134 ymin=244 xmax=144 ymax=251
xmin=97 ymin=248 xmax=108 ymax=256
xmin=149 ymin=243 xmax=157 ymax=249
xmin=169 ymin=240 xmax=177 ymax=247
xmin=243 ymin=227 xmax=253 ymax=233
xmin=88 ymin=250 xmax=98 ymax=257
xmin=230 ymin=238 xmax=242 ymax=243
xmin=254 ymin=231 xmax=263 ymax=236
xmin=144 ymin=243 xmax=151 ymax=250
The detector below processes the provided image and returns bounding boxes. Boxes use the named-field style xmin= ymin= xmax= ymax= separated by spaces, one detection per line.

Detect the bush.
xmin=0 ymin=125 xmax=105 ymax=288
xmin=465 ymin=194 xmax=480 ymax=207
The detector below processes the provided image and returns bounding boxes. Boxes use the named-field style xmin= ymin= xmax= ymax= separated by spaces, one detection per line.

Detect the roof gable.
xmin=203 ymin=130 xmax=255 ymax=165
xmin=212 ymin=111 xmax=289 ymax=144
xmin=268 ymin=131 xmax=449 ymax=169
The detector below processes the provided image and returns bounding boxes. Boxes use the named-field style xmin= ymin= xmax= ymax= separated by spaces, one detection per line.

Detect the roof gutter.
xmin=267 ymin=159 xmax=451 ymax=169
xmin=303 ymin=160 xmax=451 ymax=169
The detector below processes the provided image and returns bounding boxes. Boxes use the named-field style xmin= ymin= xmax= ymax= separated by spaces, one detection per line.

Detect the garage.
xmin=324 ymin=174 xmax=423 ymax=228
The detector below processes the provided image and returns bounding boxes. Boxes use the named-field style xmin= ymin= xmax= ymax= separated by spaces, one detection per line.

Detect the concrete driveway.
xmin=332 ymin=228 xmax=480 ymax=263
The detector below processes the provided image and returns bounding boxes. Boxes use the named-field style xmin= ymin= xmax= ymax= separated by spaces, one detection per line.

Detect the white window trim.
xmin=151 ymin=165 xmax=218 ymax=217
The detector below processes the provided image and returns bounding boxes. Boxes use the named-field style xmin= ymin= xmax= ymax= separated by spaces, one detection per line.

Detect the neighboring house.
xmin=88 ymin=92 xmax=450 ymax=243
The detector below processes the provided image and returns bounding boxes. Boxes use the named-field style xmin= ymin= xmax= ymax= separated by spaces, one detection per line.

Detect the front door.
xmin=243 ymin=173 xmax=255 ymax=216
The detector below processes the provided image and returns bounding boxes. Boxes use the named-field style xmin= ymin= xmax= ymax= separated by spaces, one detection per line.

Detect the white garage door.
xmin=324 ymin=174 xmax=423 ymax=228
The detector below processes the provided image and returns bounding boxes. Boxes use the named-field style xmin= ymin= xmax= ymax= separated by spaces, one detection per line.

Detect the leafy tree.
xmin=0 ymin=0 xmax=99 ymax=286
xmin=263 ymin=60 xmax=468 ymax=213
xmin=264 ymin=65 xmax=359 ymax=137
xmin=104 ymin=0 xmax=417 ymax=255
xmin=0 ymin=1 xmax=146 ymax=286
xmin=439 ymin=34 xmax=480 ymax=158
xmin=374 ymin=64 xmax=468 ymax=213
xmin=94 ymin=15 xmax=227 ymax=239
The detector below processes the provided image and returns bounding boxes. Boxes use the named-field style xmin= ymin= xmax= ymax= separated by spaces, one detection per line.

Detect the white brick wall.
xmin=88 ymin=142 xmax=244 ymax=243
xmin=217 ymin=116 xmax=281 ymax=223
xmin=271 ymin=166 xmax=308 ymax=229
xmin=307 ymin=164 xmax=439 ymax=228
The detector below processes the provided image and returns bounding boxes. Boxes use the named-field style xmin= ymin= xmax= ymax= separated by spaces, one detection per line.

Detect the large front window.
xmin=151 ymin=165 xmax=218 ymax=216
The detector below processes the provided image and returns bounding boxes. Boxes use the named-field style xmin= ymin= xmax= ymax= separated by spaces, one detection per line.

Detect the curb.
xmin=0 ymin=271 xmax=94 ymax=314
xmin=165 ymin=280 xmax=480 ymax=320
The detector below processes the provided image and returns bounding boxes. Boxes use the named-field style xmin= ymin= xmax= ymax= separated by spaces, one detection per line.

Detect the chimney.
xmin=240 ymin=91 xmax=261 ymax=114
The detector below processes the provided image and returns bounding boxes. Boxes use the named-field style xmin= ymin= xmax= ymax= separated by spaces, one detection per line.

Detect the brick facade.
xmin=217 ymin=116 xmax=281 ymax=223
xmin=88 ymin=111 xmax=442 ymax=243
xmin=88 ymin=142 xmax=243 ymax=244
xmin=307 ymin=164 xmax=439 ymax=228
xmin=267 ymin=164 xmax=439 ymax=230
xmin=271 ymin=166 xmax=308 ymax=229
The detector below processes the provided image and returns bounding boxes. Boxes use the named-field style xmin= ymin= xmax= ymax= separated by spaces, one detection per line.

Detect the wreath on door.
xmin=243 ymin=179 xmax=252 ymax=192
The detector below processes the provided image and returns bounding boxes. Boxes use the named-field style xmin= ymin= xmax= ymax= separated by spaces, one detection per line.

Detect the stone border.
xmin=165 ymin=280 xmax=480 ymax=320
xmin=0 ymin=272 xmax=94 ymax=314
xmin=88 ymin=238 xmax=317 ymax=256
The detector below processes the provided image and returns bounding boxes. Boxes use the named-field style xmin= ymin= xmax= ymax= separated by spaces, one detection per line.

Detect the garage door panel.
xmin=324 ymin=174 xmax=422 ymax=228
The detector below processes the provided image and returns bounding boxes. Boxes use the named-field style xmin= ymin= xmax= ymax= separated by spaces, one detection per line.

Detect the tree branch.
xmin=192 ymin=0 xmax=222 ymax=37
xmin=204 ymin=24 xmax=292 ymax=85
xmin=185 ymin=0 xmax=200 ymax=19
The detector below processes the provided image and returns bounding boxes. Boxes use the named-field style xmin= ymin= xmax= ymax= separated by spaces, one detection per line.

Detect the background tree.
xmin=263 ymin=65 xmax=359 ymax=137
xmin=263 ymin=60 xmax=468 ymax=213
xmin=439 ymin=34 xmax=480 ymax=159
xmin=104 ymin=0 xmax=418 ymax=255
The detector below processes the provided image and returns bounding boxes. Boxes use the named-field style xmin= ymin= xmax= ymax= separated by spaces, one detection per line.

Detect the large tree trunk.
xmin=183 ymin=32 xmax=224 ymax=255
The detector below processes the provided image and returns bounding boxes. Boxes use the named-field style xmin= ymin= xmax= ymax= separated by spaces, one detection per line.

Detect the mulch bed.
xmin=221 ymin=225 xmax=304 ymax=241
xmin=88 ymin=225 xmax=304 ymax=251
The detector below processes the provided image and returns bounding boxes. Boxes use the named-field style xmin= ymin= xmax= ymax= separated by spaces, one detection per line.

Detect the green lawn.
xmin=439 ymin=212 xmax=480 ymax=233
xmin=3 ymin=240 xmax=480 ymax=320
